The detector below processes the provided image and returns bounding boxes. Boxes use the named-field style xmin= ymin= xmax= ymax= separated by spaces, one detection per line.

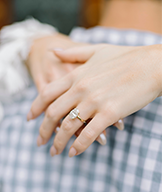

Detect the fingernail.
xmin=116 ymin=119 xmax=124 ymax=131
xmin=56 ymin=127 xmax=60 ymax=134
xmin=97 ymin=133 xmax=107 ymax=145
xmin=37 ymin=135 xmax=43 ymax=147
xmin=69 ymin=147 xmax=77 ymax=158
xmin=27 ymin=111 xmax=33 ymax=121
xmin=50 ymin=146 xmax=57 ymax=157
xmin=53 ymin=48 xmax=64 ymax=52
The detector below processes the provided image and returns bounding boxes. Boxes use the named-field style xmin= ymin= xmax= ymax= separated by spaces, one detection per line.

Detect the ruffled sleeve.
xmin=0 ymin=18 xmax=58 ymax=122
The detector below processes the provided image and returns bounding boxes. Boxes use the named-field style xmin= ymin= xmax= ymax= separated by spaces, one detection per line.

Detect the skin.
xmin=27 ymin=34 xmax=123 ymax=146
xmin=28 ymin=44 xmax=162 ymax=157
xmin=27 ymin=0 xmax=162 ymax=92
xmin=26 ymin=0 xmax=161 ymax=155
xmin=100 ymin=0 xmax=162 ymax=35
xmin=26 ymin=33 xmax=81 ymax=92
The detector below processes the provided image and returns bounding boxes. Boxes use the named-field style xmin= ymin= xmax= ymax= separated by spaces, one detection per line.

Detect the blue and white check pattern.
xmin=0 ymin=27 xmax=162 ymax=192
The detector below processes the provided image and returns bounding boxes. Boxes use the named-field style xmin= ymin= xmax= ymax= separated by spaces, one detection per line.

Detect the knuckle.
xmin=76 ymin=80 xmax=88 ymax=92
xmin=84 ymin=128 xmax=95 ymax=142
xmin=39 ymin=127 xmax=50 ymax=139
xmin=103 ymin=103 xmax=119 ymax=123
xmin=46 ymin=106 xmax=55 ymax=120
xmin=54 ymin=137 xmax=64 ymax=150
xmin=88 ymin=95 xmax=99 ymax=105
xmin=75 ymin=139 xmax=87 ymax=152
xmin=62 ymin=119 xmax=72 ymax=133
xmin=45 ymin=70 xmax=53 ymax=78
xmin=70 ymin=70 xmax=77 ymax=79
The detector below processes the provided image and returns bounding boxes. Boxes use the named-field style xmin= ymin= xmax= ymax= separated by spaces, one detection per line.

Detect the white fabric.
xmin=0 ymin=18 xmax=58 ymax=121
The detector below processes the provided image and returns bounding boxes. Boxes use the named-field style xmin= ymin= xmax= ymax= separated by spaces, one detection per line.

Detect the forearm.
xmin=151 ymin=44 xmax=162 ymax=96
xmin=100 ymin=0 xmax=162 ymax=34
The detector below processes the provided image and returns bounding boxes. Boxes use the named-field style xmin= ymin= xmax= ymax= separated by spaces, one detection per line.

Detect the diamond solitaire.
xmin=69 ymin=108 xmax=79 ymax=119
xmin=69 ymin=108 xmax=86 ymax=124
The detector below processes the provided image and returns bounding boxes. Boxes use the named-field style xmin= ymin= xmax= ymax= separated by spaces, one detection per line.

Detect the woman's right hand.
xmin=28 ymin=44 xmax=162 ymax=157
xmin=26 ymin=34 xmax=117 ymax=146
xmin=27 ymin=41 xmax=125 ymax=148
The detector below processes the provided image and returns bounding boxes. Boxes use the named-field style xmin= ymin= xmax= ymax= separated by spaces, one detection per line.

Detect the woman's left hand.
xmin=28 ymin=44 xmax=162 ymax=157
xmin=26 ymin=34 xmax=82 ymax=92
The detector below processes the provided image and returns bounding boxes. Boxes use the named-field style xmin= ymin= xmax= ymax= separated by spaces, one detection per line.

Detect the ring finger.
xmin=50 ymin=102 xmax=95 ymax=156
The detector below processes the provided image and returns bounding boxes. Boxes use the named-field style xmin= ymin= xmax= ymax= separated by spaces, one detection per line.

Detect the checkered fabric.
xmin=0 ymin=27 xmax=162 ymax=192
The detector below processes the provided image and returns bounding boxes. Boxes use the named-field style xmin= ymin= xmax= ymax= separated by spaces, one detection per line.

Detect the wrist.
xmin=150 ymin=44 xmax=162 ymax=97
xmin=156 ymin=45 xmax=162 ymax=96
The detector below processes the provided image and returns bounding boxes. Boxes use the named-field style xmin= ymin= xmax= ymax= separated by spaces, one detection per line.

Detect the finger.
xmin=74 ymin=118 xmax=92 ymax=136
xmin=50 ymin=102 xmax=94 ymax=156
xmin=52 ymin=45 xmax=101 ymax=63
xmin=75 ymin=126 xmax=107 ymax=146
xmin=114 ymin=119 xmax=124 ymax=131
xmin=56 ymin=119 xmax=107 ymax=146
xmin=68 ymin=113 xmax=114 ymax=157
xmin=30 ymin=64 xmax=47 ymax=92
xmin=27 ymin=76 xmax=72 ymax=120
xmin=96 ymin=130 xmax=107 ymax=146
xmin=34 ymin=75 xmax=47 ymax=93
xmin=36 ymin=90 xmax=79 ymax=146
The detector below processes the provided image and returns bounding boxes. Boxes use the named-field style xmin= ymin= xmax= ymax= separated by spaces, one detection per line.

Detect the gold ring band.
xmin=77 ymin=115 xmax=86 ymax=124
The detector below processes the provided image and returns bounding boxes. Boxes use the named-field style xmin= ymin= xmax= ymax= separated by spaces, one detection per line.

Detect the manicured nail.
xmin=116 ymin=119 xmax=124 ymax=131
xmin=56 ymin=127 xmax=60 ymax=133
xmin=37 ymin=135 xmax=43 ymax=147
xmin=48 ymin=48 xmax=64 ymax=53
xmin=97 ymin=133 xmax=107 ymax=145
xmin=27 ymin=111 xmax=33 ymax=121
xmin=50 ymin=146 xmax=57 ymax=157
xmin=69 ymin=147 xmax=77 ymax=158
xmin=53 ymin=48 xmax=64 ymax=52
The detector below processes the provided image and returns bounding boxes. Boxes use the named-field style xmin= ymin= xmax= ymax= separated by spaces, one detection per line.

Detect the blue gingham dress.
xmin=0 ymin=27 xmax=162 ymax=192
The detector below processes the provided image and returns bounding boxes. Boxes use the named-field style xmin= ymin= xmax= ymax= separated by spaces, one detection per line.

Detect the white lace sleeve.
xmin=0 ymin=18 xmax=58 ymax=122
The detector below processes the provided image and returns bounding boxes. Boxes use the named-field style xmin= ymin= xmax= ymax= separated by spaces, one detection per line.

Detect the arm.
xmin=100 ymin=0 xmax=162 ymax=35
xmin=28 ymin=44 xmax=162 ymax=157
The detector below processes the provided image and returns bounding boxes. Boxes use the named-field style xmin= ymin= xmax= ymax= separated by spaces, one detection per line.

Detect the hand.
xmin=26 ymin=34 xmax=115 ymax=146
xmin=26 ymin=34 xmax=81 ymax=92
xmin=29 ymin=43 xmax=162 ymax=158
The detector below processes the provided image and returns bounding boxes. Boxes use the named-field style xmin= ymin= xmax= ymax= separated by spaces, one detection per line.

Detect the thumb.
xmin=51 ymin=45 xmax=97 ymax=63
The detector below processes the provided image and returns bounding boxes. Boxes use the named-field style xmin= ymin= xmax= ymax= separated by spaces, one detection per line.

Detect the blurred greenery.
xmin=13 ymin=0 xmax=80 ymax=34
